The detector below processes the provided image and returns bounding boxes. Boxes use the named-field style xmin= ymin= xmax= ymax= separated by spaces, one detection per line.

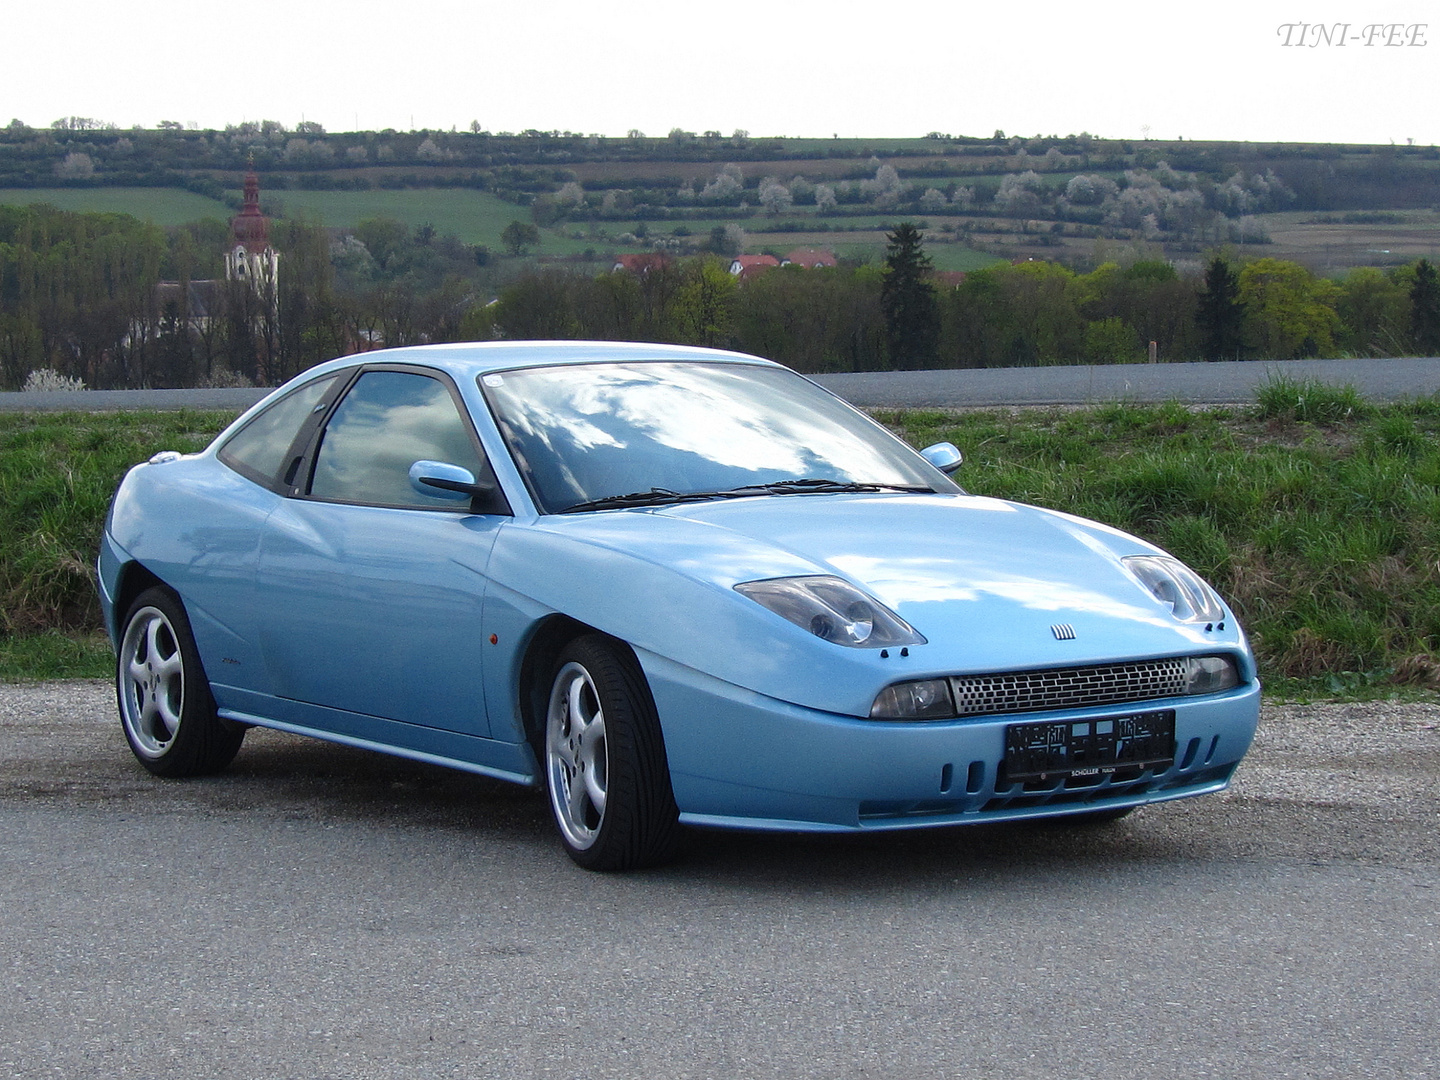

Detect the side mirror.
xmin=408 ymin=460 xmax=489 ymax=500
xmin=920 ymin=442 xmax=963 ymax=475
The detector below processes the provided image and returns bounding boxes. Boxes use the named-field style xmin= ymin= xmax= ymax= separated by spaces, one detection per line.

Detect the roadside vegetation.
xmin=2 ymin=382 xmax=1437 ymax=699
xmin=0 ymin=408 xmax=228 ymax=679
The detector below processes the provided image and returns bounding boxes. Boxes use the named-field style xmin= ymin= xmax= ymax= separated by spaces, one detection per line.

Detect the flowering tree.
xmin=758 ymin=177 xmax=793 ymax=215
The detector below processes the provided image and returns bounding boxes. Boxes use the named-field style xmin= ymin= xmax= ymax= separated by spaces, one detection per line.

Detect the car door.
xmin=255 ymin=365 xmax=509 ymax=736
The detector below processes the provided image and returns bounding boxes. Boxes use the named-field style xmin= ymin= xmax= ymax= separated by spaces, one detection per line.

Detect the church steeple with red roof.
xmin=230 ymin=169 xmax=271 ymax=254
xmin=225 ymin=164 xmax=279 ymax=300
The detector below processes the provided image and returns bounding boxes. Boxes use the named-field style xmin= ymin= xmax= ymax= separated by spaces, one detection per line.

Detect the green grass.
xmin=4 ymin=398 xmax=1438 ymax=699
xmin=0 ymin=410 xmax=234 ymax=639
xmin=881 ymin=396 xmax=1440 ymax=698
xmin=0 ymin=187 xmax=233 ymax=225
xmin=1253 ymin=375 xmax=1373 ymax=423
xmin=263 ymin=189 xmax=531 ymax=247
xmin=0 ymin=631 xmax=112 ymax=681
xmin=926 ymin=246 xmax=1009 ymax=272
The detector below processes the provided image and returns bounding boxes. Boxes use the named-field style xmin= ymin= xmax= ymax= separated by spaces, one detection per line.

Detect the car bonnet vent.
xmin=950 ymin=658 xmax=1191 ymax=718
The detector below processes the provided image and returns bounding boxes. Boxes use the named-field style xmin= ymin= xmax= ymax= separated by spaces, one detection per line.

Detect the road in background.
xmin=2 ymin=356 xmax=1438 ymax=413
xmin=2 ymin=681 xmax=1437 ymax=1079
xmin=815 ymin=355 xmax=1440 ymax=408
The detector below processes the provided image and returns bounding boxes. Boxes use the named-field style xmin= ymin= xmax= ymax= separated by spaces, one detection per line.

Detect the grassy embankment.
xmin=2 ymin=378 xmax=1438 ymax=697
xmin=0 ymin=409 xmax=228 ymax=678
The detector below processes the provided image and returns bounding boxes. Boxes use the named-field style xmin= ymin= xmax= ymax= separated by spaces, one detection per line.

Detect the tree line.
xmin=484 ymin=239 xmax=1440 ymax=372
xmin=3 ymin=204 xmax=1437 ymax=391
xmin=0 ymin=203 xmax=491 ymax=390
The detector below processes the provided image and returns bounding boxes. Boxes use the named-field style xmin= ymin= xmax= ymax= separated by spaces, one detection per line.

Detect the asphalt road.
xmin=814 ymin=355 xmax=1440 ymax=408
xmin=2 ymin=356 xmax=1438 ymax=412
xmin=2 ymin=681 xmax=1437 ymax=1079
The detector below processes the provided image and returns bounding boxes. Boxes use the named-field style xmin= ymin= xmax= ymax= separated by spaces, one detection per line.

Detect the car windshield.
xmin=479 ymin=360 xmax=956 ymax=513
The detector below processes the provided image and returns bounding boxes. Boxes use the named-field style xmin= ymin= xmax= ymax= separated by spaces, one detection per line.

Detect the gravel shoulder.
xmin=3 ymin=682 xmax=1438 ymax=1080
xmin=4 ymin=680 xmax=1439 ymax=866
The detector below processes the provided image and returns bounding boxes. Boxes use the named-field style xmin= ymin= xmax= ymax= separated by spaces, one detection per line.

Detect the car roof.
xmin=301 ymin=340 xmax=783 ymax=382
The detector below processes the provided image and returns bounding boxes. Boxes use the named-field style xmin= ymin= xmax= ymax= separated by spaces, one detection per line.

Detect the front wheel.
xmin=544 ymin=635 xmax=681 ymax=871
xmin=116 ymin=586 xmax=244 ymax=777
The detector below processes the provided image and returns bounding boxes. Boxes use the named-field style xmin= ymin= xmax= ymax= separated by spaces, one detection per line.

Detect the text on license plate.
xmin=1003 ymin=710 xmax=1175 ymax=783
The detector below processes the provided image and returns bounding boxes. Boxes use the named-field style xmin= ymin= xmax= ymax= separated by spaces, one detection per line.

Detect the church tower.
xmin=225 ymin=168 xmax=279 ymax=298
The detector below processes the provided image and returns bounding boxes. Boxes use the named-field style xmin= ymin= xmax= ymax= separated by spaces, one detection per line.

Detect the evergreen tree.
xmin=880 ymin=222 xmax=939 ymax=369
xmin=1195 ymin=256 xmax=1245 ymax=361
xmin=1410 ymin=258 xmax=1440 ymax=355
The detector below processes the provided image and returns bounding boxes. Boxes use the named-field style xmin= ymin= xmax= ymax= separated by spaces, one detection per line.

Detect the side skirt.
xmin=215 ymin=685 xmax=538 ymax=788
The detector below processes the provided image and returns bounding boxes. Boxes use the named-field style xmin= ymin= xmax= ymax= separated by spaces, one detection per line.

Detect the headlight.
xmin=1123 ymin=555 xmax=1227 ymax=623
xmin=870 ymin=678 xmax=956 ymax=719
xmin=734 ymin=575 xmax=925 ymax=648
xmin=1184 ymin=655 xmax=1240 ymax=695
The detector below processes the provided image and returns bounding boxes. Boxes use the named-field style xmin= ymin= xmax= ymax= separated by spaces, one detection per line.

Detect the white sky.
xmin=6 ymin=0 xmax=1438 ymax=145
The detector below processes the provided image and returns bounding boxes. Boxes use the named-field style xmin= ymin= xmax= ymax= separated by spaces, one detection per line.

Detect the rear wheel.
xmin=544 ymin=635 xmax=681 ymax=870
xmin=116 ymin=587 xmax=244 ymax=777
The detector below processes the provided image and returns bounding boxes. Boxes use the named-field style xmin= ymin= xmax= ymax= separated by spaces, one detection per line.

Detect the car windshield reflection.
xmin=480 ymin=361 xmax=952 ymax=513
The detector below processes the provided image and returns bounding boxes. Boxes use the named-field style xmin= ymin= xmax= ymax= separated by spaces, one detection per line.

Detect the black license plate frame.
xmin=1003 ymin=709 xmax=1175 ymax=784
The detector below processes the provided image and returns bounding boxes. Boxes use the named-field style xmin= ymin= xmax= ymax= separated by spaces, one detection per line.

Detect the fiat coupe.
xmin=99 ymin=341 xmax=1260 ymax=869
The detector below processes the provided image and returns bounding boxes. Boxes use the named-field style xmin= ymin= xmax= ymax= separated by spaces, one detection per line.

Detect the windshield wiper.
xmin=561 ymin=479 xmax=935 ymax=512
xmin=731 ymin=478 xmax=936 ymax=495
xmin=560 ymin=487 xmax=747 ymax=513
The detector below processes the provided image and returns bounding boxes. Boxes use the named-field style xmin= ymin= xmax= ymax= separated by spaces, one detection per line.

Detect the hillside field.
xmin=4 ymin=185 xmax=1438 ymax=274
xmin=0 ymin=187 xmax=233 ymax=225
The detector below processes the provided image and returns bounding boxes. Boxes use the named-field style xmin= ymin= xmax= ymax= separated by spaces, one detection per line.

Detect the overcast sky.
xmin=8 ymin=0 xmax=1437 ymax=145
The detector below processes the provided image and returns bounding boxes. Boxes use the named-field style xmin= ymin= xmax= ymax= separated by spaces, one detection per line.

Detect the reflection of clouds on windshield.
xmin=487 ymin=362 xmax=926 ymax=508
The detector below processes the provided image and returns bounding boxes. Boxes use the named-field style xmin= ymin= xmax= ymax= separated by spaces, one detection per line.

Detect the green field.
xmin=0 ymin=186 xmax=556 ymax=250
xmin=0 ymin=187 xmax=233 ymax=225
xmin=258 ymin=189 xmax=530 ymax=246
xmin=0 ymin=186 xmax=1010 ymax=269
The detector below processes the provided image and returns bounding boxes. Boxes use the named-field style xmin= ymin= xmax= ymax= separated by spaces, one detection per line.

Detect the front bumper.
xmin=640 ymin=650 xmax=1260 ymax=833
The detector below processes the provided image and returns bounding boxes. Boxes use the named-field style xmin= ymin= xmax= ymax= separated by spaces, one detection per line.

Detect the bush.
xmin=21 ymin=369 xmax=86 ymax=392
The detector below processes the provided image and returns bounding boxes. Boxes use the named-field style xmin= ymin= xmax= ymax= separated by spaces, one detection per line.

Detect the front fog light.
xmin=870 ymin=678 xmax=956 ymax=720
xmin=1184 ymin=655 xmax=1240 ymax=695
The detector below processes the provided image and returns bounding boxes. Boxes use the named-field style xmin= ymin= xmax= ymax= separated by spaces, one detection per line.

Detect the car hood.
xmin=526 ymin=493 xmax=1241 ymax=679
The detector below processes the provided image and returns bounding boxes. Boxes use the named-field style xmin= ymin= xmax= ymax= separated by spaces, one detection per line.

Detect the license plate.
xmin=1003 ymin=710 xmax=1175 ymax=784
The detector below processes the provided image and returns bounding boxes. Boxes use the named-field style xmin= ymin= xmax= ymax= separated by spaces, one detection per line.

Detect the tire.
xmin=544 ymin=634 xmax=681 ymax=871
xmin=116 ymin=586 xmax=244 ymax=777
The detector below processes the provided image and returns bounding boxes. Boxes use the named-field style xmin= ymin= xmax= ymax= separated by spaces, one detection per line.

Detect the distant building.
xmin=149 ymin=168 xmax=280 ymax=335
xmin=152 ymin=280 xmax=224 ymax=328
xmin=728 ymin=254 xmax=780 ymax=279
xmin=780 ymin=248 xmax=837 ymax=269
xmin=612 ymin=252 xmax=670 ymax=274
xmin=225 ymin=168 xmax=280 ymax=301
xmin=134 ymin=170 xmax=281 ymax=379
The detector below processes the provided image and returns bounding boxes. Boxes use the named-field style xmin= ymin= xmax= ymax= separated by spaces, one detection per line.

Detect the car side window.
xmin=308 ymin=369 xmax=488 ymax=509
xmin=218 ymin=375 xmax=338 ymax=487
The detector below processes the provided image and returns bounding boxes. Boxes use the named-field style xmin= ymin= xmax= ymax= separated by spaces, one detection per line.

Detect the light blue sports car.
xmin=99 ymin=341 xmax=1260 ymax=869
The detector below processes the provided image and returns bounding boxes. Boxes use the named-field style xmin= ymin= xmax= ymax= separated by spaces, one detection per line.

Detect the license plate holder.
xmin=1003 ymin=710 xmax=1175 ymax=784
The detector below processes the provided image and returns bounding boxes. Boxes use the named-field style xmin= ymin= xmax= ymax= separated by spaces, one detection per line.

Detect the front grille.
xmin=950 ymin=658 xmax=1190 ymax=718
